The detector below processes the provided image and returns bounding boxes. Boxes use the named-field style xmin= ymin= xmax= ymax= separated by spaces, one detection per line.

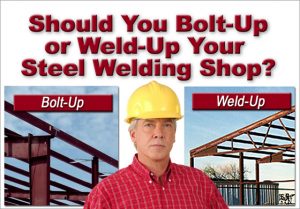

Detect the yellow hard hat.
xmin=125 ymin=81 xmax=182 ymax=123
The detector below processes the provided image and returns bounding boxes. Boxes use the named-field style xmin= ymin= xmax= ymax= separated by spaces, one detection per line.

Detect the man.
xmin=84 ymin=81 xmax=228 ymax=209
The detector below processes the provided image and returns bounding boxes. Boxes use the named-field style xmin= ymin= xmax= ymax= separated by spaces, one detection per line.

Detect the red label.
xmin=192 ymin=93 xmax=291 ymax=110
xmin=14 ymin=95 xmax=113 ymax=112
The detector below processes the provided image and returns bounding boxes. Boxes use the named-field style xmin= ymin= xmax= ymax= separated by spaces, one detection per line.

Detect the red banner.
xmin=14 ymin=95 xmax=113 ymax=112
xmin=192 ymin=93 xmax=291 ymax=110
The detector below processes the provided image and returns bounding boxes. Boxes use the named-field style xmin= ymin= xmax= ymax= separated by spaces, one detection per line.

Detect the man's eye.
xmin=144 ymin=123 xmax=153 ymax=127
xmin=164 ymin=123 xmax=172 ymax=127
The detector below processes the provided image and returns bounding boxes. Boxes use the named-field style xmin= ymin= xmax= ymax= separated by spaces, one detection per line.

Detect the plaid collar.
xmin=130 ymin=154 xmax=172 ymax=185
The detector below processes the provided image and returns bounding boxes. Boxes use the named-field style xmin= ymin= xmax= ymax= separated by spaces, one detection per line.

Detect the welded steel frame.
xmin=190 ymin=107 xmax=295 ymax=206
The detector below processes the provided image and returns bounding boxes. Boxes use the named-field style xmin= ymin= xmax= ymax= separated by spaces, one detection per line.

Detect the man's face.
xmin=130 ymin=118 xmax=176 ymax=163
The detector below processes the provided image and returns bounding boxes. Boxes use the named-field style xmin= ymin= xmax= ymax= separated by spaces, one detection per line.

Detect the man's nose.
xmin=153 ymin=125 xmax=164 ymax=138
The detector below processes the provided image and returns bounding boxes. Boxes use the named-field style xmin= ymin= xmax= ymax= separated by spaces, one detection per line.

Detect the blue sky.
xmin=4 ymin=86 xmax=119 ymax=196
xmin=184 ymin=87 xmax=295 ymax=191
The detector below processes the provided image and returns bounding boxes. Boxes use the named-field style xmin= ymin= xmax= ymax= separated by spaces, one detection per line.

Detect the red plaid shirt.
xmin=84 ymin=156 xmax=228 ymax=209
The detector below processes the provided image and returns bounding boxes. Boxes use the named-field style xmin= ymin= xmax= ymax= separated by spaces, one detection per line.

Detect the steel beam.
xmin=5 ymin=197 xmax=30 ymax=205
xmin=5 ymin=175 xmax=29 ymax=188
xmin=204 ymin=144 xmax=294 ymax=157
xmin=218 ymin=146 xmax=294 ymax=158
xmin=5 ymin=163 xmax=92 ymax=193
xmin=262 ymin=123 xmax=294 ymax=132
xmin=69 ymin=200 xmax=84 ymax=205
xmin=278 ymin=118 xmax=295 ymax=144
xmin=5 ymin=201 xmax=16 ymax=206
xmin=262 ymin=122 xmax=272 ymax=146
xmin=50 ymin=191 xmax=89 ymax=201
xmin=5 ymin=128 xmax=22 ymax=137
xmin=283 ymin=115 xmax=295 ymax=120
xmin=5 ymin=191 xmax=88 ymax=202
xmin=257 ymin=151 xmax=283 ymax=164
xmin=232 ymin=138 xmax=295 ymax=152
xmin=219 ymin=154 xmax=259 ymax=160
xmin=5 ymin=184 xmax=29 ymax=199
xmin=50 ymin=199 xmax=69 ymax=206
xmin=191 ymin=145 xmax=217 ymax=158
xmin=280 ymin=158 xmax=295 ymax=163
xmin=5 ymin=101 xmax=118 ymax=168
xmin=5 ymin=163 xmax=29 ymax=177
xmin=190 ymin=106 xmax=295 ymax=156
xmin=249 ymin=131 xmax=294 ymax=142
xmin=5 ymin=191 xmax=29 ymax=198
xmin=51 ymin=168 xmax=92 ymax=188
xmin=50 ymin=150 xmax=91 ymax=173
xmin=51 ymin=181 xmax=80 ymax=192
xmin=5 ymin=136 xmax=29 ymax=159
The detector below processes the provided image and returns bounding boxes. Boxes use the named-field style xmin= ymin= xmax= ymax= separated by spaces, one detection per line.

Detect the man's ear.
xmin=129 ymin=129 xmax=136 ymax=143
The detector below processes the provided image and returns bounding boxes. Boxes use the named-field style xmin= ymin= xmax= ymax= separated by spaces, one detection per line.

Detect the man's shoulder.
xmin=98 ymin=166 xmax=131 ymax=186
xmin=85 ymin=166 xmax=133 ymax=208
xmin=172 ymin=163 xmax=209 ymax=178
xmin=172 ymin=163 xmax=217 ymax=188
xmin=172 ymin=162 xmax=201 ymax=172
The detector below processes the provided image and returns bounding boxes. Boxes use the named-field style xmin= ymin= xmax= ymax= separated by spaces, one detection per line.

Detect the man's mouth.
xmin=150 ymin=144 xmax=165 ymax=148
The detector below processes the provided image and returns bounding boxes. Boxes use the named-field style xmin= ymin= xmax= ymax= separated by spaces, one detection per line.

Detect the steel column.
xmin=190 ymin=157 xmax=194 ymax=167
xmin=239 ymin=152 xmax=244 ymax=205
xmin=29 ymin=134 xmax=51 ymax=205
xmin=92 ymin=157 xmax=99 ymax=187
xmin=255 ymin=162 xmax=260 ymax=205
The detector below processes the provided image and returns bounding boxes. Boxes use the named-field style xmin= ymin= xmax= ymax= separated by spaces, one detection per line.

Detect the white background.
xmin=1 ymin=1 xmax=299 ymax=208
